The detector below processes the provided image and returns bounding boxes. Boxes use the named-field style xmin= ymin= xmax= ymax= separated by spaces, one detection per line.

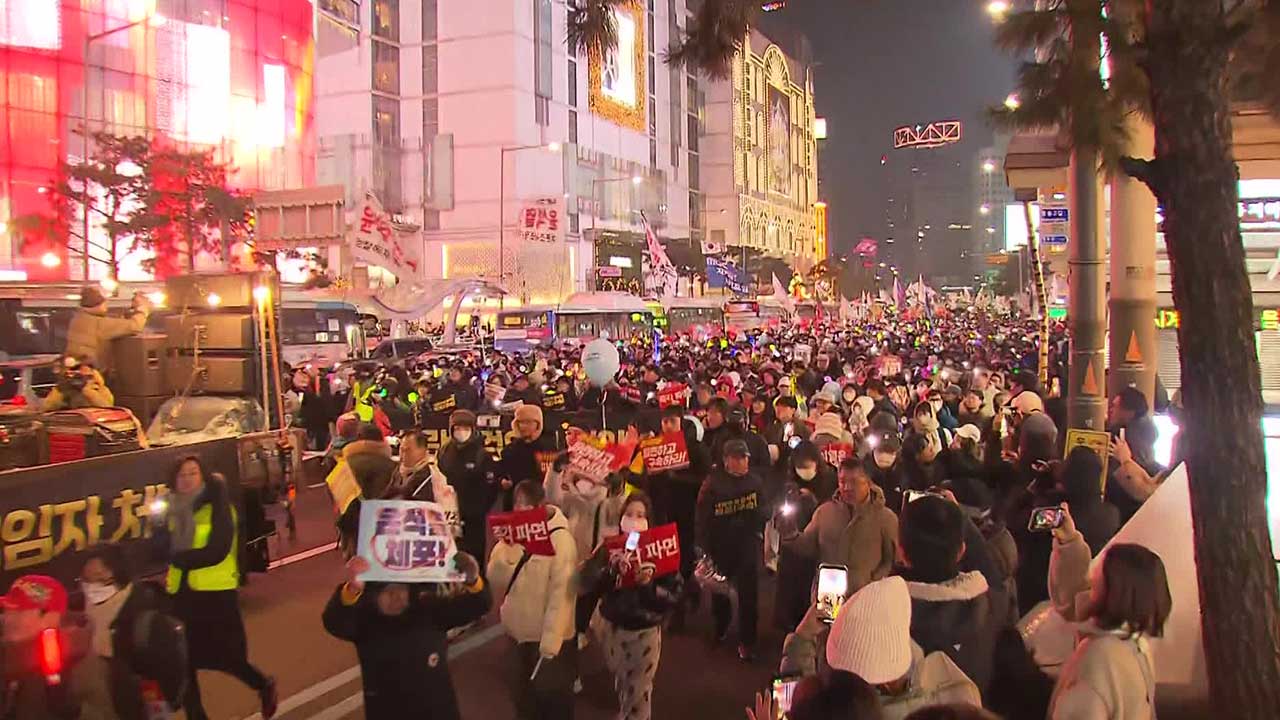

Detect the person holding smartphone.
xmin=578 ymin=492 xmax=682 ymax=720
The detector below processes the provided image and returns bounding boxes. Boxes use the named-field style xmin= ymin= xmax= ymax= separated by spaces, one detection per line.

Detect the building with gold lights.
xmin=702 ymin=29 xmax=823 ymax=279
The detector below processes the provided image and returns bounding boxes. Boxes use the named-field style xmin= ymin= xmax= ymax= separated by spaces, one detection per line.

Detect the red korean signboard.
xmin=639 ymin=432 xmax=690 ymax=472
xmin=488 ymin=508 xmax=557 ymax=556
xmin=602 ymin=523 xmax=681 ymax=588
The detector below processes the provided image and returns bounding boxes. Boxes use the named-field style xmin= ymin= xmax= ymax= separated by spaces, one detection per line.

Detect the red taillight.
xmin=38 ymin=627 xmax=62 ymax=683
xmin=9 ymin=395 xmax=26 ymax=407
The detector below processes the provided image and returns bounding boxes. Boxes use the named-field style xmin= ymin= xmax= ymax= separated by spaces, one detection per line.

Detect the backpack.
xmin=124 ymin=604 xmax=189 ymax=707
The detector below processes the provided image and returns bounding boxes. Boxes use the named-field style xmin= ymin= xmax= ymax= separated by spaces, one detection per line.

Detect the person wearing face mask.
xmin=772 ymin=444 xmax=829 ymax=631
xmin=436 ymin=410 xmax=498 ymax=565
xmin=579 ymin=492 xmax=683 ymax=720
xmin=863 ymin=434 xmax=906 ymax=512
xmin=76 ymin=545 xmax=184 ymax=720
xmin=165 ymin=457 xmax=277 ymax=720
xmin=498 ymin=404 xmax=558 ymax=511
xmin=488 ymin=481 xmax=578 ymax=720
xmin=642 ymin=407 xmax=712 ymax=629
xmin=323 ymin=552 xmax=490 ymax=720
xmin=901 ymin=432 xmax=946 ymax=494
xmin=696 ymin=440 xmax=767 ymax=661
xmin=779 ymin=460 xmax=898 ymax=603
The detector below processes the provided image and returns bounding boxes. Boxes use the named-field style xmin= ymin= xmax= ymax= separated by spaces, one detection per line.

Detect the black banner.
xmin=417 ymin=406 xmax=664 ymax=460
xmin=0 ymin=439 xmax=241 ymax=586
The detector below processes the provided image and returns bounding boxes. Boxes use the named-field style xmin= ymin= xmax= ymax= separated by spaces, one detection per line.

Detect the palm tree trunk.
xmin=1136 ymin=0 xmax=1280 ymax=711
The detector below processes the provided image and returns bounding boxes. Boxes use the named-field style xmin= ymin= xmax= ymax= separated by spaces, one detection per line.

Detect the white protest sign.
xmin=349 ymin=192 xmax=422 ymax=279
xmin=356 ymin=499 xmax=464 ymax=583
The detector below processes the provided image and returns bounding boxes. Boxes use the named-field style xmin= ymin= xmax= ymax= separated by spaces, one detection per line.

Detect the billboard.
xmin=767 ymin=86 xmax=792 ymax=196
xmin=589 ymin=1 xmax=646 ymax=131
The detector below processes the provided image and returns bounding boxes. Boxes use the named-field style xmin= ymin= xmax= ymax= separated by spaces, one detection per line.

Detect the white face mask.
xmin=620 ymin=516 xmax=649 ymax=534
xmin=81 ymin=582 xmax=118 ymax=606
xmin=874 ymin=452 xmax=897 ymax=469
xmin=795 ymin=466 xmax=818 ymax=481
xmin=453 ymin=428 xmax=473 ymax=444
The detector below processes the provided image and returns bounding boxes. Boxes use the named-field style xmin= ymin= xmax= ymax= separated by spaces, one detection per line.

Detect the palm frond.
xmin=992 ymin=7 xmax=1065 ymax=56
xmin=566 ymin=0 xmax=626 ymax=61
xmin=665 ymin=0 xmax=757 ymax=79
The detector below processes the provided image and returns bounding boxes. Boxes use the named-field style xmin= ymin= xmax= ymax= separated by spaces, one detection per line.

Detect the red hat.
xmin=2 ymin=575 xmax=68 ymax=614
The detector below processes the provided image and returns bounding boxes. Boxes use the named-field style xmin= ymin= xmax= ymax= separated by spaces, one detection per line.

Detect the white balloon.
xmin=582 ymin=338 xmax=621 ymax=387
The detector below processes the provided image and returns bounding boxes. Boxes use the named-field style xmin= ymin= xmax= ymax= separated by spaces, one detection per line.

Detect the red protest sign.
xmin=658 ymin=383 xmax=691 ymax=409
xmin=603 ymin=523 xmax=681 ymax=588
xmin=567 ymin=439 xmax=631 ymax=484
xmin=820 ymin=443 xmax=855 ymax=468
xmin=488 ymin=508 xmax=556 ymax=556
xmin=640 ymin=432 xmax=690 ymax=472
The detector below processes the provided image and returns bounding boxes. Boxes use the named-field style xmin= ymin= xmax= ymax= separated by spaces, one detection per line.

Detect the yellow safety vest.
xmin=166 ymin=504 xmax=239 ymax=593
xmin=352 ymin=381 xmax=376 ymax=422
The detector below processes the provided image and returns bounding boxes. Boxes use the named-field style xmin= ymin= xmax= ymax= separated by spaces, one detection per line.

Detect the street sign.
xmin=597 ymin=266 xmax=622 ymax=278
xmin=1042 ymin=235 xmax=1068 ymax=246
xmin=1040 ymin=207 xmax=1070 ymax=223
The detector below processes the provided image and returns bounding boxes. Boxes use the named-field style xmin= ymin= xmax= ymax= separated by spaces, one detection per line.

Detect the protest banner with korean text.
xmin=820 ymin=443 xmax=855 ymax=468
xmin=357 ymin=500 xmax=463 ymax=583
xmin=602 ymin=523 xmax=681 ymax=588
xmin=657 ymin=383 xmax=690 ymax=409
xmin=487 ymin=508 xmax=556 ymax=556
xmin=639 ymin=432 xmax=690 ymax=472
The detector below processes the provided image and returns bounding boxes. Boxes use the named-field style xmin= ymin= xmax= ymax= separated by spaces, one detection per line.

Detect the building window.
xmin=423 ymin=98 xmax=438 ymax=139
xmin=423 ymin=0 xmax=437 ymax=42
xmin=372 ymin=0 xmax=400 ymax=42
xmin=688 ymin=115 xmax=699 ymax=153
xmin=372 ymin=40 xmax=399 ymax=95
xmin=373 ymin=96 xmax=400 ymax=146
xmin=568 ymin=58 xmax=578 ymax=108
xmin=650 ymin=139 xmax=657 ymax=168
xmin=534 ymin=0 xmax=553 ymax=101
xmin=423 ymin=44 xmax=438 ymax=95
xmin=536 ymin=96 xmax=550 ymax=126
xmin=569 ymin=109 xmax=578 ymax=143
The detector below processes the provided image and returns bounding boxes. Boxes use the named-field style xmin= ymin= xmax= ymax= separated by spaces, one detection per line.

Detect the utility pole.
xmin=1108 ymin=115 xmax=1158 ymax=409
xmin=1068 ymin=144 xmax=1107 ymax=430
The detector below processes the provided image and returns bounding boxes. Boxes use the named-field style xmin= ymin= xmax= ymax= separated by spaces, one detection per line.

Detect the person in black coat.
xmin=696 ymin=440 xmax=766 ymax=660
xmin=323 ymin=553 xmax=491 ymax=720
xmin=497 ymin=405 xmax=559 ymax=511
xmin=771 ymin=444 xmax=827 ymax=631
xmin=435 ymin=409 xmax=499 ymax=563
xmin=863 ymin=435 xmax=907 ymax=513
xmin=644 ymin=407 xmax=711 ymax=623
xmin=1059 ymin=445 xmax=1121 ymax=555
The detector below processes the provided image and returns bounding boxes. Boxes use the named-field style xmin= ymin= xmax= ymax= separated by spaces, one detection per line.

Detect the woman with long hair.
xmin=165 ymin=456 xmax=277 ymax=720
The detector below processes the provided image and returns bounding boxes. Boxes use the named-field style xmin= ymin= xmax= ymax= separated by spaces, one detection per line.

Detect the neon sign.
xmin=893 ymin=121 xmax=962 ymax=149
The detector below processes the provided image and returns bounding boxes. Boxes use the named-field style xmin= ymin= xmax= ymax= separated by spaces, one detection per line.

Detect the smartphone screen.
xmin=816 ymin=565 xmax=849 ymax=624
xmin=1028 ymin=506 xmax=1064 ymax=532
xmin=772 ymin=676 xmax=799 ymax=719
xmin=626 ymin=531 xmax=641 ymax=551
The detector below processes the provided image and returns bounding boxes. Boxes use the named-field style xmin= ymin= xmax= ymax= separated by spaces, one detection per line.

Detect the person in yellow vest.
xmin=166 ymin=457 xmax=278 ymax=720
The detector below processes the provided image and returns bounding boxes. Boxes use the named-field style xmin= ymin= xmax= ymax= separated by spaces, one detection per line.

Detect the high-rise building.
xmin=315 ymin=0 xmax=699 ymax=303
xmin=0 ymin=0 xmax=317 ymax=282
xmin=701 ymin=28 xmax=821 ymax=281
xmin=976 ymin=133 xmax=1014 ymax=255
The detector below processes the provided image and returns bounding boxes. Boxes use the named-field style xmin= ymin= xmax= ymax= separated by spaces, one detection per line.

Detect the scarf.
xmin=168 ymin=489 xmax=201 ymax=553
xmin=85 ymin=584 xmax=133 ymax=658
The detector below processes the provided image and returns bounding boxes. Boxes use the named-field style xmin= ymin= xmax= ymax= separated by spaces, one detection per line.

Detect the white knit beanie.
xmin=825 ymin=576 xmax=913 ymax=684
xmin=815 ymin=412 xmax=845 ymax=439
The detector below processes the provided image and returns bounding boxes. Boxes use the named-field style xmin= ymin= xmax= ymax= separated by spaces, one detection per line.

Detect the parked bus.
xmin=493 ymin=293 xmax=659 ymax=352
xmin=662 ymin=297 xmax=725 ymax=339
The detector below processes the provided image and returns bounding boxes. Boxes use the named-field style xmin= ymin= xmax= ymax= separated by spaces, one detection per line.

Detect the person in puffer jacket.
xmin=780 ymin=577 xmax=981 ymax=719
xmin=487 ymin=480 xmax=578 ymax=720
xmin=579 ymin=491 xmax=683 ymax=720
xmin=894 ymin=495 xmax=999 ymax=696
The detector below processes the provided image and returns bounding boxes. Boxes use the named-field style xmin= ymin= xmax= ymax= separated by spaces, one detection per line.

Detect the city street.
xmin=194 ymin=483 xmax=781 ymax=720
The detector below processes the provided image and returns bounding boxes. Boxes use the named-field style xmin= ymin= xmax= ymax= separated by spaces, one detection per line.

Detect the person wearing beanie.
xmin=864 ymin=434 xmax=907 ymax=513
xmin=437 ymin=409 xmax=498 ymax=565
xmin=63 ymin=286 xmax=151 ymax=377
xmin=781 ymin=577 xmax=981 ymax=719
xmin=813 ymin=412 xmax=851 ymax=445
xmin=810 ymin=389 xmax=838 ymax=419
xmin=779 ymin=459 xmax=898 ymax=604
xmin=498 ymin=404 xmax=557 ymax=511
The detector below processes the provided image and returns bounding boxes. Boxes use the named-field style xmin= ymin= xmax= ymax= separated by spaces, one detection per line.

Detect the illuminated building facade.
xmin=0 ymin=0 xmax=317 ymax=282
xmin=316 ymin=0 xmax=698 ymax=304
xmin=702 ymin=29 xmax=821 ymax=275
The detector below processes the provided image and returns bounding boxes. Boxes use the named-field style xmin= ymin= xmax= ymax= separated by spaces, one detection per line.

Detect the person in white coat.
xmin=1047 ymin=504 xmax=1171 ymax=720
xmin=488 ymin=480 xmax=579 ymax=720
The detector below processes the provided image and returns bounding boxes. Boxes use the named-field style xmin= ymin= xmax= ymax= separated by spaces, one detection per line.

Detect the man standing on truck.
xmin=63 ymin=286 xmax=151 ymax=379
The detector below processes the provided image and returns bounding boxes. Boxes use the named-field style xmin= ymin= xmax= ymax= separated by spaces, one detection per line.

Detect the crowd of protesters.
xmin=0 ymin=303 xmax=1177 ymax=720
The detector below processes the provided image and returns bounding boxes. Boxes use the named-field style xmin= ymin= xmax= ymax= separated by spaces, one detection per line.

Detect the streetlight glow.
xmin=979 ymin=204 xmax=991 ymax=215
xmin=986 ymin=1 xmax=1010 ymax=20
xmin=40 ymin=252 xmax=61 ymax=268
xmin=631 ymin=176 xmax=643 ymax=186
xmin=546 ymin=142 xmax=562 ymax=153
xmin=982 ymin=159 xmax=996 ymax=173
xmin=100 ymin=276 xmax=119 ymax=293
xmin=1004 ymin=94 xmax=1021 ymax=110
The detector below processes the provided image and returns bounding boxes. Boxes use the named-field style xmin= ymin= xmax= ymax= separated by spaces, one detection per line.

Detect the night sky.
xmin=759 ymin=0 xmax=1016 ymax=277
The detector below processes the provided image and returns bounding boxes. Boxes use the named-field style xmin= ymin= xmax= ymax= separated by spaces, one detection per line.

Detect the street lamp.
xmin=498 ymin=141 xmax=562 ymax=296
xmin=982 ymin=159 xmax=997 ymax=173
xmin=81 ymin=13 xmax=166 ymax=281
xmin=979 ymin=204 xmax=991 ymax=215
xmin=1004 ymin=94 xmax=1021 ymax=110
xmin=986 ymin=1 xmax=1011 ymax=20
